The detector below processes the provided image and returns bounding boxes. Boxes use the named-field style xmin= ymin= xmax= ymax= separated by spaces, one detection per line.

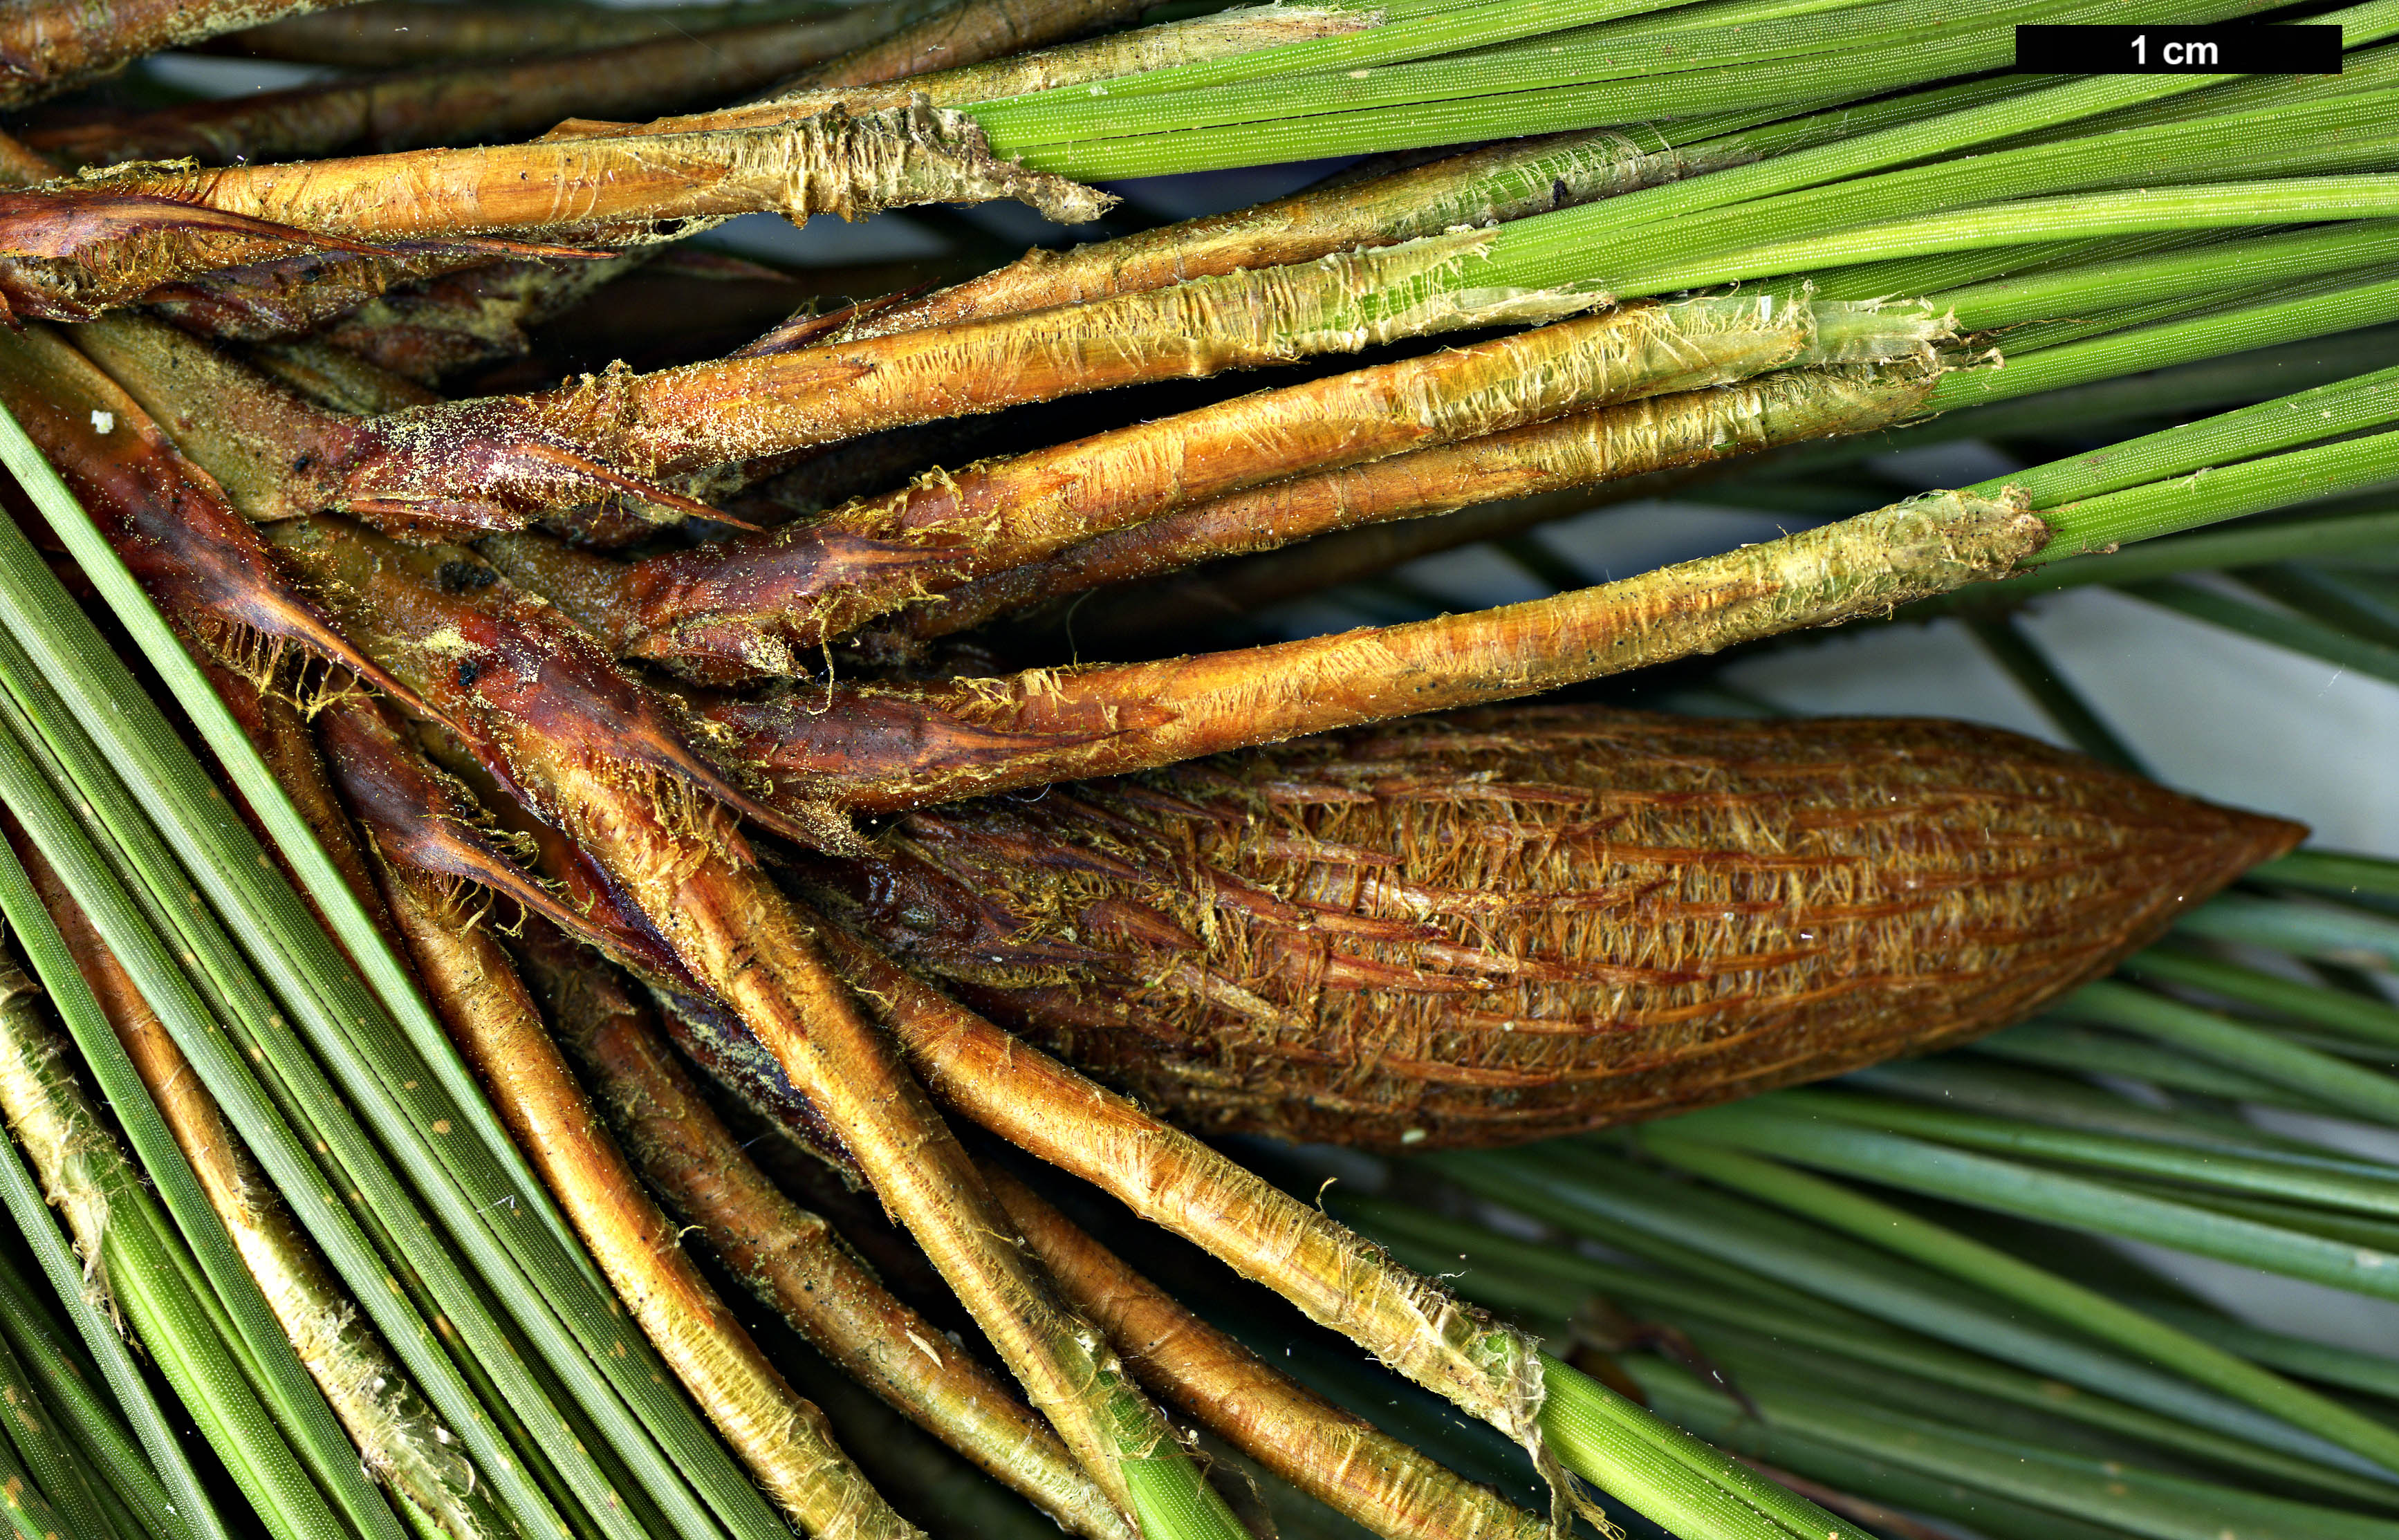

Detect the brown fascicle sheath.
xmin=358 ymin=839 xmax=918 ymax=1539
xmin=302 ymin=230 xmax=1597 ymax=525
xmin=511 ymin=922 xmax=1133 ymax=1540
xmin=263 ymin=514 xmax=1236 ymax=1528
xmin=71 ymin=309 xmax=707 ymax=537
xmin=2 ymin=97 xmax=1097 ymax=324
xmin=208 ymin=0 xmax=1242 ymax=378
xmin=695 ymin=486 xmax=2049 ymax=822
xmin=0 ymin=319 xmax=436 ymax=716
xmin=985 ymin=1167 xmax=1552 ymax=1540
xmin=483 ymin=297 xmax=1947 ymax=680
xmin=804 ymin=928 xmax=1557 ymax=1470
xmin=813 ymin=124 xmax=1769 ymax=346
xmin=873 ymin=364 xmax=1940 ymax=646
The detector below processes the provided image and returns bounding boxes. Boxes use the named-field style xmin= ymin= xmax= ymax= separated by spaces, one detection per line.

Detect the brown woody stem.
xmin=0 ymin=321 xmax=438 ymax=714
xmin=264 ymin=515 xmax=1245 ymax=1533
xmin=826 ymin=122 xmax=1766 ymax=345
xmin=311 ymin=230 xmax=1597 ymax=523
xmin=811 ymin=929 xmax=1556 ymax=1466
xmin=70 ymin=310 xmax=702 ymax=535
xmin=56 ymin=99 xmax=1103 ymax=246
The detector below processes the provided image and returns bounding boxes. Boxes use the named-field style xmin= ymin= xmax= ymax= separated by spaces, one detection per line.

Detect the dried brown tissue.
xmin=62 ymin=99 xmax=1106 ymax=243
xmin=95 ymin=0 xmax=1250 ymax=374
xmin=322 ymin=671 xmax=1550 ymax=1494
xmin=696 ymin=486 xmax=2043 ymax=822
xmin=824 ymin=122 xmax=1772 ymax=344
xmin=204 ymin=503 xmax=2303 ymax=1514
xmin=987 ymin=1166 xmax=1554 ymax=1540
xmin=363 ymin=846 xmax=918 ymax=1539
xmin=211 ymin=0 xmax=880 ymax=67
xmin=1 ymin=101 xmax=1102 ymax=324
xmin=0 ymin=321 xmax=441 ymax=716
xmin=310 ymin=230 xmax=1601 ymax=523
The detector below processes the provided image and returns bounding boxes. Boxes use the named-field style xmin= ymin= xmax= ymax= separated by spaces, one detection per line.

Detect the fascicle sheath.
xmin=703 ymin=481 xmax=2042 ymax=819
xmin=990 ymin=1167 xmax=1552 ymax=1540
xmin=517 ymin=927 xmax=1131 ymax=1540
xmin=362 ymin=848 xmax=915 ymax=1540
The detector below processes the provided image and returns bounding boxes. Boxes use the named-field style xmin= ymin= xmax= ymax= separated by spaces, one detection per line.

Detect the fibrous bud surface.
xmin=814 ymin=707 xmax=2304 ymax=1149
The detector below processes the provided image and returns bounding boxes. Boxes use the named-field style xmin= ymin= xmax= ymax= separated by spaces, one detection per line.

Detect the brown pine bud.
xmin=808 ymin=706 xmax=2304 ymax=1150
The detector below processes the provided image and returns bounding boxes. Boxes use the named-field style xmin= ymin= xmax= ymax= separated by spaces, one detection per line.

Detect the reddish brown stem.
xmin=297 ymin=253 xmax=636 ymax=382
xmin=362 ymin=839 xmax=915 ymax=1538
xmin=804 ymin=927 xmax=1554 ymax=1462
xmin=0 ymin=320 xmax=435 ymax=716
xmin=144 ymin=245 xmax=577 ymax=350
xmin=305 ymin=231 xmax=1591 ymax=524
xmin=263 ymin=515 xmax=1223 ymax=1522
xmin=0 ymin=114 xmax=592 ymax=346
xmin=71 ymin=309 xmax=710 ymax=535
xmin=0 ymin=189 xmax=594 ymax=324
xmin=693 ymin=484 xmax=2045 ymax=823
xmin=313 ymin=692 xmax=665 ymax=962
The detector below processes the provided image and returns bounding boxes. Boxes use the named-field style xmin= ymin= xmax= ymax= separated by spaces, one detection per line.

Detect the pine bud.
xmin=814 ymin=707 xmax=2304 ymax=1149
